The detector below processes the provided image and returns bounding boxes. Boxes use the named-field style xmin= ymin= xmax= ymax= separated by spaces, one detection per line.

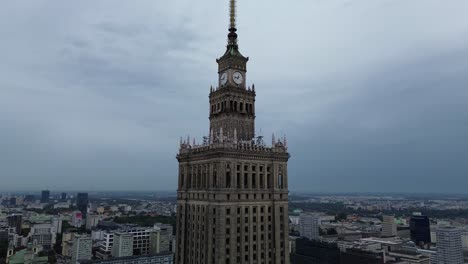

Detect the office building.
xmin=299 ymin=213 xmax=320 ymax=241
xmin=29 ymin=223 xmax=56 ymax=250
xmin=290 ymin=238 xmax=340 ymax=264
xmin=410 ymin=214 xmax=431 ymax=246
xmin=40 ymin=190 xmax=50 ymax=203
xmin=436 ymin=226 xmax=463 ymax=264
xmin=86 ymin=214 xmax=102 ymax=230
xmin=175 ymin=1 xmax=290 ymax=264
xmin=71 ymin=234 xmax=92 ymax=264
xmin=97 ymin=225 xmax=155 ymax=259
xmin=7 ymin=214 xmax=22 ymax=234
xmin=61 ymin=192 xmax=67 ymax=201
xmin=78 ymin=252 xmax=174 ymax=264
xmin=112 ymin=232 xmax=134 ymax=258
xmin=77 ymin=193 xmax=89 ymax=218
xmin=62 ymin=231 xmax=76 ymax=257
xmin=381 ymin=215 xmax=397 ymax=237
xmin=150 ymin=230 xmax=170 ymax=254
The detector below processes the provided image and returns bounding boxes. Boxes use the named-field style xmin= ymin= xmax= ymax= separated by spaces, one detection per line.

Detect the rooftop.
xmin=179 ymin=134 xmax=288 ymax=155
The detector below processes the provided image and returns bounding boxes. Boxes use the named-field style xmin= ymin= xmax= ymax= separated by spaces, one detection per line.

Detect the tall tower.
xmin=436 ymin=226 xmax=464 ymax=264
xmin=175 ymin=1 xmax=291 ymax=264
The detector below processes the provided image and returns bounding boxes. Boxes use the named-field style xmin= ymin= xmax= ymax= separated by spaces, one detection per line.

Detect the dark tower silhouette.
xmin=410 ymin=214 xmax=431 ymax=246
xmin=77 ymin=193 xmax=89 ymax=218
xmin=41 ymin=190 xmax=50 ymax=203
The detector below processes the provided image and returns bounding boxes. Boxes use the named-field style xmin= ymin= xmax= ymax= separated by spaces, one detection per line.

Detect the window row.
xmin=211 ymin=100 xmax=254 ymax=115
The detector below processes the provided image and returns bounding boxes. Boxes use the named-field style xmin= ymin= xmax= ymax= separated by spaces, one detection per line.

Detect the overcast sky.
xmin=1 ymin=0 xmax=468 ymax=193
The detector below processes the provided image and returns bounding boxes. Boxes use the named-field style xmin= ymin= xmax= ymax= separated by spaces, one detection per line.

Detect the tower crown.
xmin=210 ymin=0 xmax=254 ymax=141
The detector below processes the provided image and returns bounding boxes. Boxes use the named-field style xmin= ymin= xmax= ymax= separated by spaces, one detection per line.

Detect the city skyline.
xmin=1 ymin=0 xmax=468 ymax=193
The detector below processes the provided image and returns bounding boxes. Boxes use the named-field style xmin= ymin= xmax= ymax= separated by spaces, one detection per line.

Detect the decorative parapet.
xmin=179 ymin=134 xmax=287 ymax=155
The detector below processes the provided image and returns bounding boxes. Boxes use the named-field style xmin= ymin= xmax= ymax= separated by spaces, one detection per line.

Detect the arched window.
xmin=240 ymin=102 xmax=244 ymax=112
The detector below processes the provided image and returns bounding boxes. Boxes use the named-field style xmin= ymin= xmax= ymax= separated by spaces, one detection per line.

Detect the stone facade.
xmin=175 ymin=1 xmax=290 ymax=264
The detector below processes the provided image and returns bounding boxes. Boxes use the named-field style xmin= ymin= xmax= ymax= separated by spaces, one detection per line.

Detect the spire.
xmin=230 ymin=0 xmax=236 ymax=29
xmin=228 ymin=0 xmax=238 ymax=46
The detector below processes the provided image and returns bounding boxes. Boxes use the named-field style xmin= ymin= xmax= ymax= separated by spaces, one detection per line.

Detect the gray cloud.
xmin=1 ymin=0 xmax=468 ymax=192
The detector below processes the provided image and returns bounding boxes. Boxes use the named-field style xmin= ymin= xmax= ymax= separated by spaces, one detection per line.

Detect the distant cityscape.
xmin=1 ymin=191 xmax=468 ymax=263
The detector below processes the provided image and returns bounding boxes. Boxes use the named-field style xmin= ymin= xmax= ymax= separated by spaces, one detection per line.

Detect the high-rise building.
xmin=410 ymin=214 xmax=431 ymax=246
xmin=97 ymin=225 xmax=155 ymax=259
xmin=71 ymin=234 xmax=92 ymax=264
xmin=30 ymin=223 xmax=56 ymax=250
xmin=77 ymin=193 xmax=89 ymax=218
xmin=40 ymin=190 xmax=50 ymax=203
xmin=112 ymin=233 xmax=134 ymax=258
xmin=175 ymin=1 xmax=290 ymax=264
xmin=381 ymin=215 xmax=397 ymax=237
xmin=61 ymin=192 xmax=67 ymax=201
xmin=299 ymin=213 xmax=320 ymax=241
xmin=436 ymin=226 xmax=463 ymax=264
xmin=7 ymin=214 xmax=22 ymax=234
xmin=149 ymin=225 xmax=171 ymax=254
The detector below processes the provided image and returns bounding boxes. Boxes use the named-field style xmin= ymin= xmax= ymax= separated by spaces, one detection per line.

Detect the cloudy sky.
xmin=1 ymin=0 xmax=468 ymax=193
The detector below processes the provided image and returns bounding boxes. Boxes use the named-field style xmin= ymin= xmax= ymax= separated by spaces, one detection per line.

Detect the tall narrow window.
xmin=213 ymin=171 xmax=217 ymax=187
xmin=226 ymin=172 xmax=231 ymax=188
xmin=278 ymin=173 xmax=283 ymax=189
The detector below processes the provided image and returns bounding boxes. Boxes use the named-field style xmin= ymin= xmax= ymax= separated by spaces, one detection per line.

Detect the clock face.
xmin=220 ymin=72 xmax=228 ymax=85
xmin=233 ymin=71 xmax=243 ymax=85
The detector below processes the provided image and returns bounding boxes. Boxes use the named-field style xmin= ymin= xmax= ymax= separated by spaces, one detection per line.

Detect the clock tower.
xmin=210 ymin=3 xmax=255 ymax=141
xmin=176 ymin=1 xmax=290 ymax=264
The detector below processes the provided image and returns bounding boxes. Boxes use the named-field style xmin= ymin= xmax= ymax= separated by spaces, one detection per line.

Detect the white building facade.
xmin=436 ymin=226 xmax=463 ymax=264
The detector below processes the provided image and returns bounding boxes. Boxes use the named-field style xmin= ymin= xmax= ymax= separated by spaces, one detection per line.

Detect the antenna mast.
xmin=230 ymin=0 xmax=236 ymax=29
xmin=228 ymin=0 xmax=238 ymax=45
